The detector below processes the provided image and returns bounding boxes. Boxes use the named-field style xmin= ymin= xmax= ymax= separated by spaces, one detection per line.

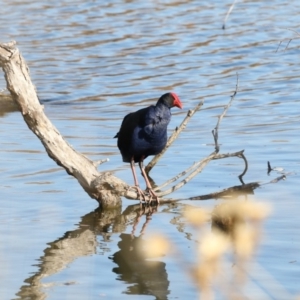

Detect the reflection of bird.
xmin=111 ymin=233 xmax=170 ymax=299
xmin=115 ymin=93 xmax=182 ymax=203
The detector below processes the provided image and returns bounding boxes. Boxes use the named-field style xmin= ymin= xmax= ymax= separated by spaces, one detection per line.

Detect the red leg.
xmin=130 ymin=157 xmax=146 ymax=202
xmin=139 ymin=159 xmax=159 ymax=204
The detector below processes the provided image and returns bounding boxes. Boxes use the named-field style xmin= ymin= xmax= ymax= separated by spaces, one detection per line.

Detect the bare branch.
xmin=145 ymin=100 xmax=204 ymax=173
xmin=0 ymin=42 xmax=129 ymax=208
xmin=237 ymin=151 xmax=248 ymax=184
xmin=213 ymin=150 xmax=248 ymax=184
xmin=155 ymin=150 xmax=246 ymax=192
xmin=152 ymin=76 xmax=240 ymax=197
xmin=212 ymin=150 xmax=244 ymax=160
xmin=157 ymin=170 xmax=292 ymax=204
xmin=212 ymin=73 xmax=239 ymax=152
xmin=93 ymin=158 xmax=110 ymax=167
xmin=156 ymin=151 xmax=217 ymax=197
xmin=0 ymin=42 xmax=249 ymax=206
xmin=154 ymin=161 xmax=198 ymax=191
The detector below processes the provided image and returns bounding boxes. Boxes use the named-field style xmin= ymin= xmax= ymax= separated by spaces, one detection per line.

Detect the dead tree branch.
xmin=154 ymin=150 xmax=247 ymax=193
xmin=0 ymin=41 xmax=131 ymax=208
xmin=153 ymin=74 xmax=242 ymax=197
xmin=212 ymin=72 xmax=239 ymax=152
xmin=0 ymin=41 xmax=247 ymax=205
xmin=156 ymin=152 xmax=217 ymax=197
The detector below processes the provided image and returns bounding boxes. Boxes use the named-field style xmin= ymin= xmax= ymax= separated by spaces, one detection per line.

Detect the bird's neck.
xmin=156 ymin=101 xmax=171 ymax=112
xmin=154 ymin=102 xmax=171 ymax=126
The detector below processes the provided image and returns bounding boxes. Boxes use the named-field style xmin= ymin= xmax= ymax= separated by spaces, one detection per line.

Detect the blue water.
xmin=1 ymin=0 xmax=300 ymax=299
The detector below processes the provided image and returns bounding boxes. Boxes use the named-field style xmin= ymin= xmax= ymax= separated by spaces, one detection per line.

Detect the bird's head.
xmin=159 ymin=92 xmax=183 ymax=109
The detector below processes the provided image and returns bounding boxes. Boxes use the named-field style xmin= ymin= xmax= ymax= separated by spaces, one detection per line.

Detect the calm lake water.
xmin=1 ymin=0 xmax=300 ymax=299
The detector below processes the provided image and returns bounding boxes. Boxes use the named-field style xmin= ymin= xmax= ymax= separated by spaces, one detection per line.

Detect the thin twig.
xmin=145 ymin=100 xmax=204 ymax=174
xmin=212 ymin=150 xmax=244 ymax=160
xmin=148 ymin=170 xmax=292 ymax=204
xmin=237 ymin=151 xmax=248 ymax=184
xmin=156 ymin=152 xmax=217 ymax=197
xmin=212 ymin=73 xmax=239 ymax=152
xmin=154 ymin=161 xmax=198 ymax=191
xmin=222 ymin=0 xmax=237 ymax=30
xmin=93 ymin=158 xmax=110 ymax=167
xmin=155 ymin=150 xmax=245 ymax=192
xmin=212 ymin=150 xmax=248 ymax=184
xmin=154 ymin=77 xmax=240 ymax=197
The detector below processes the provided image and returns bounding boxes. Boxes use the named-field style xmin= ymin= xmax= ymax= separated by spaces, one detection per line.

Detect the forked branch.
xmin=152 ymin=74 xmax=243 ymax=198
xmin=0 ymin=41 xmax=247 ymax=205
xmin=0 ymin=41 xmax=128 ymax=208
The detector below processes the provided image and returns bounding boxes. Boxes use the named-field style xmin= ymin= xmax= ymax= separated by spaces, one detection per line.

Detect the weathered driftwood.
xmin=0 ymin=41 xmax=247 ymax=207
xmin=0 ymin=41 xmax=134 ymax=207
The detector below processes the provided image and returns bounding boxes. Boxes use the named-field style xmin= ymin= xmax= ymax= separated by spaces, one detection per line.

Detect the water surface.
xmin=0 ymin=0 xmax=300 ymax=299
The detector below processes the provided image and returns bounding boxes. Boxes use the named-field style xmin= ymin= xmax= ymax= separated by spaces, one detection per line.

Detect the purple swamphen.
xmin=115 ymin=92 xmax=183 ymax=203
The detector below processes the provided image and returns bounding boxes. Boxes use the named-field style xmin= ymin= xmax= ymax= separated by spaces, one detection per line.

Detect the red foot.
xmin=146 ymin=188 xmax=160 ymax=205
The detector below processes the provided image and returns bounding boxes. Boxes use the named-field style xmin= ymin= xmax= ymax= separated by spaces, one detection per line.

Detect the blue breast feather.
xmin=130 ymin=105 xmax=171 ymax=157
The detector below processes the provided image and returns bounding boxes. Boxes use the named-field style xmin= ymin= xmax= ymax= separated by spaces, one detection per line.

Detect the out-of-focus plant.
xmin=189 ymin=200 xmax=270 ymax=300
xmin=141 ymin=199 xmax=273 ymax=300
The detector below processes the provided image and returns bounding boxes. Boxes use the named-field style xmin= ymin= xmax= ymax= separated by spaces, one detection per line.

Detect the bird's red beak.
xmin=171 ymin=92 xmax=183 ymax=109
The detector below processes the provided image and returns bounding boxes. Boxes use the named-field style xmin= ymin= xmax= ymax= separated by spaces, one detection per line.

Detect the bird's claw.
xmin=129 ymin=185 xmax=146 ymax=203
xmin=128 ymin=186 xmax=159 ymax=205
xmin=145 ymin=188 xmax=160 ymax=205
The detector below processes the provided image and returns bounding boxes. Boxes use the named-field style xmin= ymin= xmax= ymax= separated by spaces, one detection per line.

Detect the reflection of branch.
xmin=263 ymin=173 xmax=290 ymax=184
xmin=157 ymin=168 xmax=292 ymax=204
xmin=187 ymin=171 xmax=291 ymax=201
xmin=16 ymin=204 xmax=166 ymax=300
xmin=145 ymin=100 xmax=204 ymax=174
xmin=16 ymin=206 xmax=123 ymax=299
xmin=189 ymin=182 xmax=259 ymax=200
